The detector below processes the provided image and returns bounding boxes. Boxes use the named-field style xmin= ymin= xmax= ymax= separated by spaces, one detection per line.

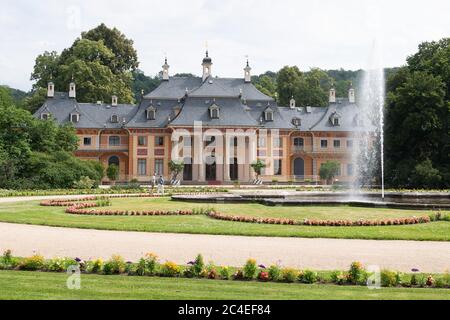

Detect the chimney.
xmin=162 ymin=57 xmax=170 ymax=81
xmin=348 ymin=83 xmax=355 ymax=103
xmin=47 ymin=81 xmax=54 ymax=98
xmin=69 ymin=81 xmax=76 ymax=99
xmin=329 ymin=88 xmax=336 ymax=103
xmin=112 ymin=95 xmax=118 ymax=106
xmin=244 ymin=59 xmax=252 ymax=83
xmin=289 ymin=96 xmax=296 ymax=109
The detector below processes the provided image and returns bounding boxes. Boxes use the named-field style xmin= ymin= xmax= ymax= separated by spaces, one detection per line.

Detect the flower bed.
xmin=207 ymin=211 xmax=432 ymax=227
xmin=40 ymin=194 xmax=434 ymax=226
xmin=1 ymin=250 xmax=448 ymax=289
xmin=41 ymin=194 xmax=201 ymax=216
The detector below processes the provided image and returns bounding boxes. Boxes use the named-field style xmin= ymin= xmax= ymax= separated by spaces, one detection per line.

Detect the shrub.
xmin=136 ymin=252 xmax=159 ymax=276
xmin=331 ymin=271 xmax=348 ymax=285
xmin=243 ymin=259 xmax=258 ymax=280
xmin=103 ymin=255 xmax=126 ymax=275
xmin=2 ymin=250 xmax=12 ymax=264
xmin=192 ymin=254 xmax=205 ymax=277
xmin=160 ymin=261 xmax=181 ymax=277
xmin=281 ymin=268 xmax=298 ymax=283
xmin=268 ymin=265 xmax=281 ymax=281
xmin=298 ymin=270 xmax=318 ymax=284
xmin=434 ymin=277 xmax=446 ymax=288
xmin=87 ymin=258 xmax=104 ymax=274
xmin=219 ymin=266 xmax=231 ymax=280
xmin=19 ymin=255 xmax=45 ymax=271
xmin=410 ymin=274 xmax=418 ymax=286
xmin=0 ymin=249 xmax=18 ymax=270
xmin=348 ymin=262 xmax=365 ymax=284
xmin=73 ymin=176 xmax=95 ymax=189
xmin=381 ymin=270 xmax=401 ymax=287
xmin=45 ymin=258 xmax=66 ymax=272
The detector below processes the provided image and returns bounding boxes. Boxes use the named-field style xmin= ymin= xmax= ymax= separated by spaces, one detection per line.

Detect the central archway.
xmin=293 ymin=157 xmax=305 ymax=177
xmin=205 ymin=156 xmax=217 ymax=181
xmin=230 ymin=158 xmax=238 ymax=181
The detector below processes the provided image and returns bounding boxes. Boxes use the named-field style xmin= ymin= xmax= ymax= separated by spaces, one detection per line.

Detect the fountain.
xmin=352 ymin=39 xmax=386 ymax=200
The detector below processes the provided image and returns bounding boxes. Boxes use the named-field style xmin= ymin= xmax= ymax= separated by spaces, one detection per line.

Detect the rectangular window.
xmin=155 ymin=159 xmax=164 ymax=175
xmin=274 ymin=159 xmax=282 ymax=176
xmin=321 ymin=140 xmax=328 ymax=148
xmin=347 ymin=140 xmax=353 ymax=148
xmin=138 ymin=136 xmax=146 ymax=146
xmin=83 ymin=137 xmax=92 ymax=146
xmin=109 ymin=136 xmax=121 ymax=146
xmin=334 ymin=140 xmax=341 ymax=148
xmin=337 ymin=164 xmax=341 ymax=176
xmin=138 ymin=159 xmax=147 ymax=176
xmin=273 ymin=137 xmax=283 ymax=148
xmin=155 ymin=136 xmax=164 ymax=147
xmin=258 ymin=137 xmax=266 ymax=148
xmin=347 ymin=164 xmax=354 ymax=176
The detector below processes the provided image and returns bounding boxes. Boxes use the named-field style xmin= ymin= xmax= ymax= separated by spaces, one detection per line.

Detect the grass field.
xmin=0 ymin=270 xmax=448 ymax=300
xmin=0 ymin=198 xmax=449 ymax=241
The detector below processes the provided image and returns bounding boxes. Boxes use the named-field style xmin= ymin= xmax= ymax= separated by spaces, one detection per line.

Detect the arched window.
xmin=111 ymin=115 xmax=119 ymax=123
xmin=264 ymin=110 xmax=274 ymax=122
xmin=146 ymin=106 xmax=156 ymax=120
xmin=70 ymin=113 xmax=79 ymax=123
xmin=209 ymin=104 xmax=220 ymax=119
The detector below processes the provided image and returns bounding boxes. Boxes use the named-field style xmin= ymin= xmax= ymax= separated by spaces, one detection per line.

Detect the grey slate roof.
xmin=34 ymin=92 xmax=137 ymax=129
xmin=144 ymin=77 xmax=202 ymax=100
xmin=34 ymin=77 xmax=375 ymax=133
xmin=170 ymin=97 xmax=258 ymax=127
xmin=125 ymin=99 xmax=181 ymax=128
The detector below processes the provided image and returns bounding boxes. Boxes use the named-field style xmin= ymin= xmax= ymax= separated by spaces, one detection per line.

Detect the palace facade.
xmin=35 ymin=52 xmax=374 ymax=184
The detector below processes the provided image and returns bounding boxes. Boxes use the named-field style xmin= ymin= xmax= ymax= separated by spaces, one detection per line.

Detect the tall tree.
xmin=385 ymin=37 xmax=450 ymax=188
xmin=81 ymin=23 xmax=139 ymax=74
xmin=29 ymin=24 xmax=138 ymax=105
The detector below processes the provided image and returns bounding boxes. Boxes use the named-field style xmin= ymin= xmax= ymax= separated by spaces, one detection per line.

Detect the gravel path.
xmin=0 ymin=222 xmax=448 ymax=272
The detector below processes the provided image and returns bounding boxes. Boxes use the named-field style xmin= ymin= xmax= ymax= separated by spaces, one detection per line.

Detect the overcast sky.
xmin=1 ymin=0 xmax=449 ymax=91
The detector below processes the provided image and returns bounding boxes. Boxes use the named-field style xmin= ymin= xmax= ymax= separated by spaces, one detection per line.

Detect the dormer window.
xmin=146 ymin=106 xmax=156 ymax=120
xmin=264 ymin=109 xmax=274 ymax=122
xmin=111 ymin=115 xmax=119 ymax=123
xmin=292 ymin=117 xmax=301 ymax=127
xmin=209 ymin=104 xmax=220 ymax=119
xmin=329 ymin=112 xmax=341 ymax=126
xmin=70 ymin=113 xmax=80 ymax=123
xmin=41 ymin=113 xmax=50 ymax=120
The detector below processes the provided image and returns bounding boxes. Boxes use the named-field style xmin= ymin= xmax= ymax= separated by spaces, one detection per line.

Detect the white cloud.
xmin=0 ymin=0 xmax=449 ymax=91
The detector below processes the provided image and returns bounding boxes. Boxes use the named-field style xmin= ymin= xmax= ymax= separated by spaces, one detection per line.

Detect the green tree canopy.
xmin=277 ymin=66 xmax=333 ymax=107
xmin=319 ymin=161 xmax=340 ymax=185
xmin=28 ymin=24 xmax=137 ymax=106
xmin=385 ymin=37 xmax=450 ymax=188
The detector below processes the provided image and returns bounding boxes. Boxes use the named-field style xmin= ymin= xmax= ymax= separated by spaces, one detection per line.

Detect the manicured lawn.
xmin=0 ymin=270 xmax=448 ymax=300
xmin=0 ymin=198 xmax=448 ymax=241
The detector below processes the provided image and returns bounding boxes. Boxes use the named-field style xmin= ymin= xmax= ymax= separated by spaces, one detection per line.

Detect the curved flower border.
xmin=40 ymin=194 xmax=433 ymax=227
xmin=207 ymin=211 xmax=432 ymax=227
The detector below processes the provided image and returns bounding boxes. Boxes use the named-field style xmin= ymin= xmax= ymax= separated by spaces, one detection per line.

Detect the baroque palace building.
xmin=35 ymin=52 xmax=373 ymax=184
